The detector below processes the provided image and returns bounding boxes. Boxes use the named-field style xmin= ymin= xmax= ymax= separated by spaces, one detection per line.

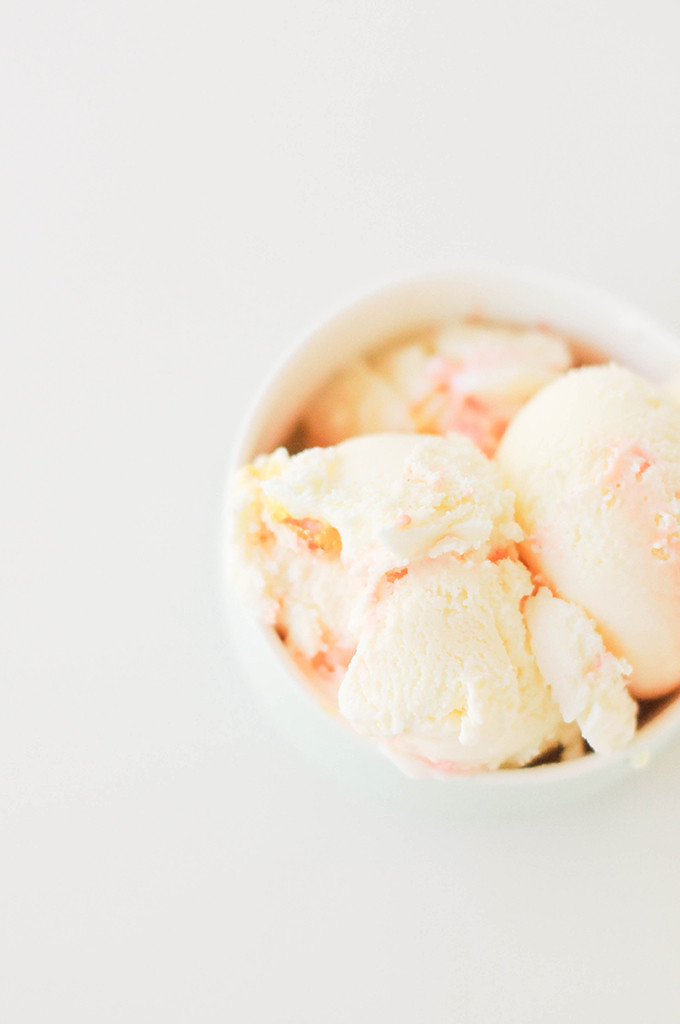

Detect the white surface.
xmin=3 ymin=2 xmax=680 ymax=1021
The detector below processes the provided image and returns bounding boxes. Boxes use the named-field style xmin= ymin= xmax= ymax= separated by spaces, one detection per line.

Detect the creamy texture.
xmin=525 ymin=588 xmax=636 ymax=752
xmin=258 ymin=433 xmax=521 ymax=565
xmin=497 ymin=363 xmax=680 ymax=699
xmin=666 ymin=373 xmax=680 ymax=407
xmin=302 ymin=322 xmax=573 ymax=455
xmin=233 ymin=430 xmax=638 ymax=775
xmin=232 ymin=433 xmax=522 ymax=678
xmin=339 ymin=558 xmax=567 ymax=773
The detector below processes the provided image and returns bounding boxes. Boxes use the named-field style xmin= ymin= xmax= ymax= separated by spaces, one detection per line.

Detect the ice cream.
xmin=497 ymin=363 xmax=680 ymax=699
xmin=232 ymin=431 xmax=637 ymax=775
xmin=338 ymin=556 xmax=573 ymax=775
xmin=302 ymin=322 xmax=573 ymax=456
xmin=232 ymin=431 xmax=523 ymax=690
xmin=666 ymin=373 xmax=680 ymax=408
xmin=525 ymin=588 xmax=635 ymax=753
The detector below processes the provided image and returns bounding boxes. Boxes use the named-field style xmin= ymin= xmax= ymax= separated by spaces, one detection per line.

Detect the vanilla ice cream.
xmin=665 ymin=373 xmax=680 ymax=408
xmin=525 ymin=587 xmax=636 ymax=752
xmin=302 ymin=322 xmax=573 ymax=455
xmin=338 ymin=557 xmax=569 ymax=774
xmin=497 ymin=363 xmax=680 ymax=699
xmin=232 ymin=432 xmax=522 ymax=686
xmin=233 ymin=430 xmax=637 ymax=774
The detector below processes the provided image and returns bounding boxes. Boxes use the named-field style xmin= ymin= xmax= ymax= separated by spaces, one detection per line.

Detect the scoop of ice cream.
xmin=298 ymin=358 xmax=413 ymax=445
xmin=257 ymin=432 xmax=522 ymax=565
xmin=232 ymin=433 xmax=523 ymax=678
xmin=338 ymin=557 xmax=569 ymax=774
xmin=525 ymin=588 xmax=636 ymax=753
xmin=496 ymin=363 xmax=680 ymax=699
xmin=302 ymin=322 xmax=573 ymax=455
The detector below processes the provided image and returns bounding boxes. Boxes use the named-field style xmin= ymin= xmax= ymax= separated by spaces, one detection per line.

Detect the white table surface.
xmin=3 ymin=2 xmax=680 ymax=1020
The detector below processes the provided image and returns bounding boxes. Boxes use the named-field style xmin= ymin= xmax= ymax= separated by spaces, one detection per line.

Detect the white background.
xmin=3 ymin=2 xmax=680 ymax=1021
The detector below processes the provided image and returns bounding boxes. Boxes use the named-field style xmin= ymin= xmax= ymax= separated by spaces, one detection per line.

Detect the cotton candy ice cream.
xmin=232 ymin=431 xmax=635 ymax=774
xmin=302 ymin=322 xmax=573 ymax=455
xmin=497 ymin=364 xmax=680 ymax=699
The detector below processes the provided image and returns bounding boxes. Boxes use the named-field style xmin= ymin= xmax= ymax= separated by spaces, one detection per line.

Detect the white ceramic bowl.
xmin=226 ymin=266 xmax=680 ymax=812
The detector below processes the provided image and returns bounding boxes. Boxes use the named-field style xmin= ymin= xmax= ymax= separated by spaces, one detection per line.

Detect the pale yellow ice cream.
xmin=302 ymin=322 xmax=573 ymax=455
xmin=339 ymin=557 xmax=569 ymax=774
xmin=497 ymin=363 xmax=680 ymax=699
xmin=233 ymin=431 xmax=636 ymax=774
xmin=232 ymin=432 xmax=522 ymax=683
xmin=665 ymin=373 xmax=680 ymax=408
xmin=525 ymin=587 xmax=636 ymax=752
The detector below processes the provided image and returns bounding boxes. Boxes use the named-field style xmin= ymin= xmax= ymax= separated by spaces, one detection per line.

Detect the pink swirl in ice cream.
xmin=301 ymin=322 xmax=573 ymax=456
xmin=497 ymin=363 xmax=680 ymax=699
